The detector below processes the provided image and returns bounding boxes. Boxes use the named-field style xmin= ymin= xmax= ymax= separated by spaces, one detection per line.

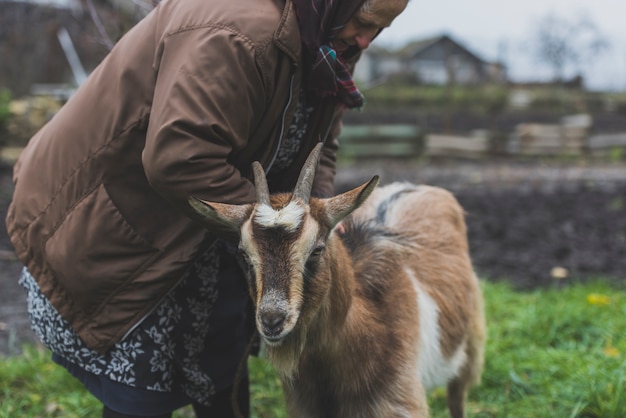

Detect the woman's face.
xmin=332 ymin=0 xmax=408 ymax=55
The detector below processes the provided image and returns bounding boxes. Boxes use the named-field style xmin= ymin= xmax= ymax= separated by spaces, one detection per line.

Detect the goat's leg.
xmin=447 ymin=310 xmax=486 ymax=418
xmin=446 ymin=342 xmax=485 ymax=418
xmin=446 ymin=376 xmax=469 ymax=418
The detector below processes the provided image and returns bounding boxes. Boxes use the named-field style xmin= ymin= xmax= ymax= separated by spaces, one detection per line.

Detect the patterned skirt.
xmin=19 ymin=240 xmax=254 ymax=413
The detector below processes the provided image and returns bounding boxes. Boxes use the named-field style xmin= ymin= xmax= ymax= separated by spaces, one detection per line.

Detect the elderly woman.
xmin=6 ymin=0 xmax=407 ymax=416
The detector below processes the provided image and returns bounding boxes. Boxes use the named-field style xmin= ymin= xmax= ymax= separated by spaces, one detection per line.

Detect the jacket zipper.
xmin=119 ymin=289 xmax=171 ymax=341
xmin=265 ymin=71 xmax=296 ymax=174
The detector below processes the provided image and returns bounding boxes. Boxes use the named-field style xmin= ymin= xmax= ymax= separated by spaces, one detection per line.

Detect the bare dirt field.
xmin=2 ymin=159 xmax=626 ymax=356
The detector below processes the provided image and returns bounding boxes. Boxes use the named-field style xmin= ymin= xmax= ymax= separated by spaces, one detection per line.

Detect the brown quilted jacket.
xmin=6 ymin=0 xmax=345 ymax=353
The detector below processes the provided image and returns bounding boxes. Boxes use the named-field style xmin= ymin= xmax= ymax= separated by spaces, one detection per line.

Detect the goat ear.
xmin=323 ymin=176 xmax=379 ymax=228
xmin=188 ymin=196 xmax=252 ymax=232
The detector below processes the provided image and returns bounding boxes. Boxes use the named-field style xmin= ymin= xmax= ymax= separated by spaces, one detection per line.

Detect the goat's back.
xmin=349 ymin=182 xmax=485 ymax=393
xmin=352 ymin=182 xmax=467 ymax=243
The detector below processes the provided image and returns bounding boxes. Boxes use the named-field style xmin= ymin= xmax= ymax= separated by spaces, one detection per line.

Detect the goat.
xmin=189 ymin=143 xmax=486 ymax=417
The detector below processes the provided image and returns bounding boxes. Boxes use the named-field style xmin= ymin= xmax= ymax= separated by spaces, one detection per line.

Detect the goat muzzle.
xmin=259 ymin=307 xmax=288 ymax=342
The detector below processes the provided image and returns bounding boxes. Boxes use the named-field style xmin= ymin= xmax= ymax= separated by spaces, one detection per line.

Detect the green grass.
xmin=433 ymin=280 xmax=626 ymax=418
xmin=1 ymin=280 xmax=625 ymax=417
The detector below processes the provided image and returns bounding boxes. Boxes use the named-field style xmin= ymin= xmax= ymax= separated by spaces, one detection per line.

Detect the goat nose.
xmin=260 ymin=309 xmax=286 ymax=336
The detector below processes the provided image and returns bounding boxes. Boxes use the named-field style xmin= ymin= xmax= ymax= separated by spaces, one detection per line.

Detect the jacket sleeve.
xmin=143 ymin=26 xmax=268 ymax=207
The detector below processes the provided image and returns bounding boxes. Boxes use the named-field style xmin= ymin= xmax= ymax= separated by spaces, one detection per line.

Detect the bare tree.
xmin=531 ymin=12 xmax=609 ymax=84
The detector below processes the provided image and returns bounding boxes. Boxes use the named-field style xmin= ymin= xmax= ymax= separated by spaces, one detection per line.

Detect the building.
xmin=354 ymin=34 xmax=507 ymax=87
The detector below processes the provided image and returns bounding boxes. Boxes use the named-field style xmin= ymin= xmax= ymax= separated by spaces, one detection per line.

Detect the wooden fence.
xmin=337 ymin=124 xmax=424 ymax=159
xmin=338 ymin=114 xmax=626 ymax=159
xmin=3 ymin=117 xmax=626 ymax=167
xmin=425 ymin=133 xmax=489 ymax=159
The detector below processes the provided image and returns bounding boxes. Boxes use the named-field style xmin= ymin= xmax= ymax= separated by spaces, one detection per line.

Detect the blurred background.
xmin=1 ymin=0 xmax=626 ymax=287
xmin=1 ymin=0 xmax=626 ymax=151
xmin=0 ymin=2 xmax=625 ymax=415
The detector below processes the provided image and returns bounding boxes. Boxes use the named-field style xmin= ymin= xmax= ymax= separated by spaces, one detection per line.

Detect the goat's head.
xmin=189 ymin=144 xmax=378 ymax=347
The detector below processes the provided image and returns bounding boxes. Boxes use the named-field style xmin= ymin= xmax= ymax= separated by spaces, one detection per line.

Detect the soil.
xmin=3 ymin=159 xmax=626 ymax=356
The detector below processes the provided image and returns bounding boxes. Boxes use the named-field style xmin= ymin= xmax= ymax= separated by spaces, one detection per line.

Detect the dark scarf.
xmin=291 ymin=0 xmax=367 ymax=109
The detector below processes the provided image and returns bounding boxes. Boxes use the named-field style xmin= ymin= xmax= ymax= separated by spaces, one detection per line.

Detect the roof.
xmin=395 ymin=33 xmax=487 ymax=63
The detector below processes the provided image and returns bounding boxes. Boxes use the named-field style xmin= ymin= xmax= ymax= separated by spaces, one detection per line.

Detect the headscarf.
xmin=291 ymin=0 xmax=368 ymax=109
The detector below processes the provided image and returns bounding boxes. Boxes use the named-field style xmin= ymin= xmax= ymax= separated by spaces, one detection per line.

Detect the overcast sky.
xmin=375 ymin=0 xmax=626 ymax=91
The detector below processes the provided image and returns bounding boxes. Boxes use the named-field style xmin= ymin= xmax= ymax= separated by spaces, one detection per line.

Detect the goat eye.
xmin=304 ymin=246 xmax=324 ymax=280
xmin=310 ymin=246 xmax=325 ymax=259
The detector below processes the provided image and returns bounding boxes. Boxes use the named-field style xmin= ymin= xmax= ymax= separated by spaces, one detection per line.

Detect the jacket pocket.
xmin=44 ymin=184 xmax=159 ymax=316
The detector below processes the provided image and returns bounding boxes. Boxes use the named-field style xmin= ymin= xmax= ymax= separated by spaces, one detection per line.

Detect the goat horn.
xmin=292 ymin=142 xmax=323 ymax=203
xmin=252 ymin=161 xmax=271 ymax=205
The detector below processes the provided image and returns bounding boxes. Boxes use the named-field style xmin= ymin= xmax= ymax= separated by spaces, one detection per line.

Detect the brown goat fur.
xmin=189 ymin=147 xmax=486 ymax=417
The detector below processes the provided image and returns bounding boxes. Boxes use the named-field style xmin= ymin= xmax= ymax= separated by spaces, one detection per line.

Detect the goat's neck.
xmin=313 ymin=234 xmax=356 ymax=344
xmin=304 ymin=232 xmax=385 ymax=358
xmin=283 ymin=233 xmax=400 ymax=410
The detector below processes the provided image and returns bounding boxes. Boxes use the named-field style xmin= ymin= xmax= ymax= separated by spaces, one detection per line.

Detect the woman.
xmin=6 ymin=0 xmax=407 ymax=416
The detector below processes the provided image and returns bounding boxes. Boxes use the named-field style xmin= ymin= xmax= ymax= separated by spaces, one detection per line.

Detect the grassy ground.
xmin=1 ymin=280 xmax=625 ymax=418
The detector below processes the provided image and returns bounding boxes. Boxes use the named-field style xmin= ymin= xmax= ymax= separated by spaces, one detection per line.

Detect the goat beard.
xmin=265 ymin=325 xmax=307 ymax=382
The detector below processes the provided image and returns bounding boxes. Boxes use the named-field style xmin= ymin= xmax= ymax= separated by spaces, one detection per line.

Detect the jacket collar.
xmin=273 ymin=0 xmax=301 ymax=65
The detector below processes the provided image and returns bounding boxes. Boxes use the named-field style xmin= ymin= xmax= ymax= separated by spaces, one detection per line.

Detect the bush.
xmin=362 ymin=84 xmax=510 ymax=115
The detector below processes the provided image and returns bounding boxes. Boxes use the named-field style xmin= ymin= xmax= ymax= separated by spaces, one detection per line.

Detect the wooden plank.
xmin=338 ymin=124 xmax=423 ymax=158
xmin=340 ymin=124 xmax=420 ymax=139
xmin=587 ymin=133 xmax=626 ymax=150
xmin=339 ymin=141 xmax=420 ymax=158
xmin=511 ymin=122 xmax=589 ymax=155
xmin=426 ymin=134 xmax=489 ymax=158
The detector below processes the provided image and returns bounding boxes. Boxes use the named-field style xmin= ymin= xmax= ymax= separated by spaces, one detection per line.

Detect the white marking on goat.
xmin=409 ymin=269 xmax=467 ymax=389
xmin=258 ymin=288 xmax=300 ymax=345
xmin=254 ymin=201 xmax=304 ymax=232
